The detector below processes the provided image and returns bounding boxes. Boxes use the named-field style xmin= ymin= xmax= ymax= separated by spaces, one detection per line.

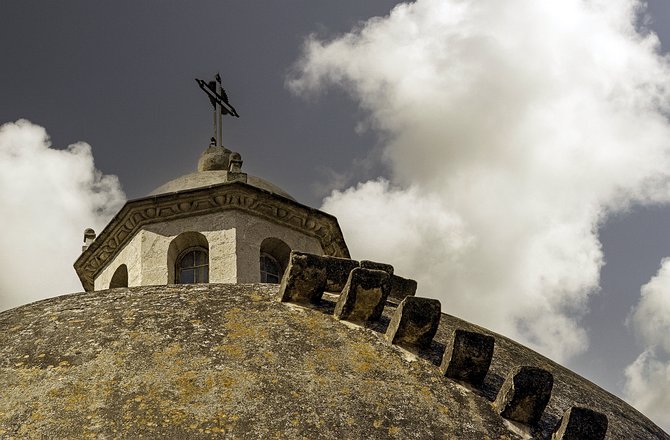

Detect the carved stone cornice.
xmin=73 ymin=181 xmax=350 ymax=291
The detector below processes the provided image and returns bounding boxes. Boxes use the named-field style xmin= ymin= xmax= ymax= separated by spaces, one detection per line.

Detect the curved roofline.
xmin=149 ymin=170 xmax=297 ymax=201
xmin=1 ymin=283 xmax=666 ymax=438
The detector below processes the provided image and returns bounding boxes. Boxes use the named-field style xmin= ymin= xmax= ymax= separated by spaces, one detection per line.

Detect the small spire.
xmin=82 ymin=228 xmax=96 ymax=252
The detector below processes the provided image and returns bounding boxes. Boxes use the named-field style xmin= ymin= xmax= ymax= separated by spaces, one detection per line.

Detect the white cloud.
xmin=0 ymin=120 xmax=126 ymax=311
xmin=290 ymin=0 xmax=670 ymax=362
xmin=628 ymin=258 xmax=670 ymax=352
xmin=625 ymin=259 xmax=670 ymax=431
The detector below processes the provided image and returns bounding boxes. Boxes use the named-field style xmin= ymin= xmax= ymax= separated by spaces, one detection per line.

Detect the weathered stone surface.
xmin=0 ymin=285 xmax=667 ymax=439
xmin=0 ymin=284 xmax=521 ymax=439
xmin=385 ymin=297 xmax=441 ymax=349
xmin=495 ymin=365 xmax=554 ymax=425
xmin=334 ymin=268 xmax=390 ymax=323
xmin=279 ymin=251 xmax=326 ymax=303
xmin=322 ymin=255 xmax=360 ymax=292
xmin=440 ymin=329 xmax=494 ymax=386
xmin=388 ymin=275 xmax=417 ymax=303
xmin=197 ymin=145 xmax=231 ymax=171
xmin=552 ymin=407 xmax=608 ymax=440
xmin=360 ymin=260 xmax=394 ymax=276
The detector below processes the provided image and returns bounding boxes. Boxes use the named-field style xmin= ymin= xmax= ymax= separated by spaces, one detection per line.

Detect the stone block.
xmin=360 ymin=260 xmax=394 ymax=276
xmin=385 ymin=296 xmax=441 ymax=349
xmin=552 ymin=407 xmax=608 ymax=440
xmin=278 ymin=251 xmax=327 ymax=304
xmin=225 ymin=171 xmax=247 ymax=183
xmin=494 ymin=365 xmax=553 ymax=425
xmin=322 ymin=256 xmax=360 ymax=292
xmin=440 ymin=329 xmax=494 ymax=386
xmin=334 ymin=268 xmax=390 ymax=323
xmin=389 ymin=275 xmax=417 ymax=303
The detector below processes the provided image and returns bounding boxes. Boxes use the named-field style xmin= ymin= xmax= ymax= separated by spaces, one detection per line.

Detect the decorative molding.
xmin=74 ymin=182 xmax=350 ymax=291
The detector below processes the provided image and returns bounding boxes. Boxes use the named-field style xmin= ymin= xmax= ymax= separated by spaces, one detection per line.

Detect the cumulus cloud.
xmin=624 ymin=259 xmax=670 ymax=431
xmin=0 ymin=120 xmax=125 ymax=311
xmin=290 ymin=0 xmax=670 ymax=362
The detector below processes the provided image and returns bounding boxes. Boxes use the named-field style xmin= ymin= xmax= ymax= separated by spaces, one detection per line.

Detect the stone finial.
xmin=198 ymin=145 xmax=231 ymax=171
xmin=229 ymin=152 xmax=243 ymax=172
xmin=385 ymin=296 xmax=441 ymax=349
xmin=322 ymin=256 xmax=360 ymax=292
xmin=389 ymin=275 xmax=417 ymax=303
xmin=552 ymin=407 xmax=608 ymax=440
xmin=82 ymin=228 xmax=96 ymax=252
xmin=494 ymin=366 xmax=553 ymax=425
xmin=334 ymin=268 xmax=390 ymax=323
xmin=360 ymin=260 xmax=394 ymax=276
xmin=278 ymin=251 xmax=327 ymax=304
xmin=440 ymin=329 xmax=494 ymax=387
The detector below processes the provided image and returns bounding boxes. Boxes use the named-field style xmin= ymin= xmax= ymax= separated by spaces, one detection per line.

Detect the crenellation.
xmin=333 ymin=267 xmax=390 ymax=323
xmin=360 ymin=260 xmax=394 ymax=276
xmin=279 ymin=251 xmax=328 ymax=304
xmin=440 ymin=329 xmax=494 ymax=387
xmin=385 ymin=296 xmax=441 ymax=349
xmin=388 ymin=274 xmax=417 ymax=303
xmin=322 ymin=255 xmax=361 ymax=292
xmin=494 ymin=365 xmax=554 ymax=425
xmin=551 ymin=406 xmax=608 ymax=440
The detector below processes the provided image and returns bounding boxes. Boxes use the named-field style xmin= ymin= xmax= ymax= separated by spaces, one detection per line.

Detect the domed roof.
xmin=0 ymin=283 xmax=666 ymax=438
xmin=150 ymin=170 xmax=296 ymax=201
xmin=149 ymin=144 xmax=296 ymax=201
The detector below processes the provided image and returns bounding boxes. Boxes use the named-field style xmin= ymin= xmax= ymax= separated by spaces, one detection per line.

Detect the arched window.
xmin=259 ymin=237 xmax=291 ymax=284
xmin=167 ymin=231 xmax=209 ymax=284
xmin=260 ymin=253 xmax=281 ymax=283
xmin=176 ymin=247 xmax=209 ymax=284
xmin=109 ymin=264 xmax=128 ymax=289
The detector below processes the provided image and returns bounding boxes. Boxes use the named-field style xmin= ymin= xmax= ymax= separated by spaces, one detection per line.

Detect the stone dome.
xmin=149 ymin=144 xmax=296 ymax=201
xmin=150 ymin=170 xmax=296 ymax=201
xmin=0 ymin=282 xmax=666 ymax=439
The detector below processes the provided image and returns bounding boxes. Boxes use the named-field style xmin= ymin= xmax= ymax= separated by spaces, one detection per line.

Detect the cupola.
xmin=73 ymin=75 xmax=349 ymax=291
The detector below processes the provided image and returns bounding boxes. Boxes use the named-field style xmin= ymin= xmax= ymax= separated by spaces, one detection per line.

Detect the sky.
xmin=2 ymin=0 xmax=670 ymax=432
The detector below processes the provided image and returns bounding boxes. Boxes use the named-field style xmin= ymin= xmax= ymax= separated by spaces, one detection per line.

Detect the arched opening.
xmin=260 ymin=253 xmax=281 ymax=283
xmin=175 ymin=247 xmax=209 ymax=284
xmin=259 ymin=237 xmax=291 ymax=283
xmin=168 ymin=231 xmax=209 ymax=284
xmin=109 ymin=264 xmax=128 ymax=289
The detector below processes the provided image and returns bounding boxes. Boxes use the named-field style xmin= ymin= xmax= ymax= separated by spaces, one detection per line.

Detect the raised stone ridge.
xmin=0 ymin=284 xmax=666 ymax=439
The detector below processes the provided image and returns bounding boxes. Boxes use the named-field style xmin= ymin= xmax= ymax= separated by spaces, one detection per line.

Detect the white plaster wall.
xmin=141 ymin=215 xmax=237 ymax=285
xmin=93 ymin=210 xmax=323 ymax=289
xmin=94 ymin=233 xmax=143 ymax=290
xmin=235 ymin=215 xmax=323 ymax=283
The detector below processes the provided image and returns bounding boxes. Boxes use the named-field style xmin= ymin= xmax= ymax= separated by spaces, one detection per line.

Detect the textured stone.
xmin=388 ymin=275 xmax=417 ymax=303
xmin=495 ymin=365 xmax=554 ymax=425
xmin=334 ymin=268 xmax=390 ymax=323
xmin=440 ymin=329 xmax=494 ymax=387
xmin=385 ymin=297 xmax=441 ymax=349
xmin=322 ymin=255 xmax=360 ymax=292
xmin=279 ymin=251 xmax=327 ymax=303
xmin=0 ymin=284 xmax=667 ymax=439
xmin=197 ymin=145 xmax=231 ymax=171
xmin=552 ymin=407 xmax=608 ymax=440
xmin=360 ymin=260 xmax=394 ymax=276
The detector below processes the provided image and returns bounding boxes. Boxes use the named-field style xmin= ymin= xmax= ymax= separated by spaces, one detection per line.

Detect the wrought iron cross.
xmin=195 ymin=73 xmax=239 ymax=147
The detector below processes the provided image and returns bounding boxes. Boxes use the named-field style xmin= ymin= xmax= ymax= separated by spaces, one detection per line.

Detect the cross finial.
xmin=195 ymin=74 xmax=239 ymax=147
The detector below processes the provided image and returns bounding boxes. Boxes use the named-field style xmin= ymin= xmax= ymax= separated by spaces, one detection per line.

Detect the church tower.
xmin=73 ymin=75 xmax=349 ymax=292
